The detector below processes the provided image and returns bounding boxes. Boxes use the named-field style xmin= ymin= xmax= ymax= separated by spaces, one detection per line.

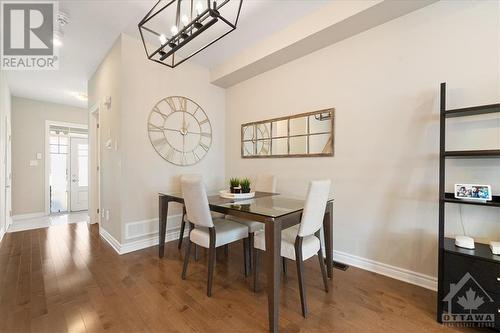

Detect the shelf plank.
xmin=444 ymin=149 xmax=500 ymax=158
xmin=445 ymin=103 xmax=500 ymax=118
xmin=444 ymin=237 xmax=500 ymax=264
xmin=443 ymin=192 xmax=500 ymax=207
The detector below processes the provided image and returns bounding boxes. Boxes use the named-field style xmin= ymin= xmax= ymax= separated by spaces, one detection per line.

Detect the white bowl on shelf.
xmin=219 ymin=190 xmax=255 ymax=200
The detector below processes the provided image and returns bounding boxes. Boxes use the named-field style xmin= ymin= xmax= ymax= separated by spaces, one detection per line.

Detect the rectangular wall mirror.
xmin=241 ymin=108 xmax=334 ymax=158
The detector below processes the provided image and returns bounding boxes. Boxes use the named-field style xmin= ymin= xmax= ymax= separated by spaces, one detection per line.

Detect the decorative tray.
xmin=219 ymin=190 xmax=255 ymax=200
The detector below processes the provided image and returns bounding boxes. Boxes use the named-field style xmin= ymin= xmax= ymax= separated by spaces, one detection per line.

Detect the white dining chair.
xmin=177 ymin=175 xmax=222 ymax=256
xmin=181 ymin=176 xmax=249 ymax=297
xmin=225 ymin=175 xmax=277 ymax=275
xmin=253 ymin=179 xmax=331 ymax=317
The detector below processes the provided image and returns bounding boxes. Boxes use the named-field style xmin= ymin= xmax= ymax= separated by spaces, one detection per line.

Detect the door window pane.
xmin=50 ymin=154 xmax=67 ymax=213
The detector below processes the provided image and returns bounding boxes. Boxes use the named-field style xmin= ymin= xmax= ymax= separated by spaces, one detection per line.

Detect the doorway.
xmin=46 ymin=122 xmax=88 ymax=214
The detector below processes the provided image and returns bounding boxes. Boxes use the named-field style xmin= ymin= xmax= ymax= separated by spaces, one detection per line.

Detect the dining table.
xmin=157 ymin=191 xmax=334 ymax=333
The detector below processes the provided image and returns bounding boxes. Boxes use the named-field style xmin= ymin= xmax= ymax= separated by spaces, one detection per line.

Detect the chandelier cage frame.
xmin=138 ymin=0 xmax=243 ymax=68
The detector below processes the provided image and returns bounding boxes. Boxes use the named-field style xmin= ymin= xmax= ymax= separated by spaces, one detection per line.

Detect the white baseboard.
xmin=333 ymin=250 xmax=437 ymax=291
xmin=0 ymin=226 xmax=5 ymax=243
xmin=99 ymin=214 xmax=188 ymax=255
xmin=12 ymin=212 xmax=46 ymax=221
xmin=99 ymin=227 xmax=122 ymax=254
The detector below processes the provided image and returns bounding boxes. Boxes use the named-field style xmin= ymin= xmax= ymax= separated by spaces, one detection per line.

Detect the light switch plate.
xmin=29 ymin=160 xmax=38 ymax=167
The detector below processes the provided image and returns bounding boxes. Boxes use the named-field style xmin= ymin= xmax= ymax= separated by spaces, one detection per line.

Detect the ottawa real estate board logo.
xmin=442 ymin=272 xmax=496 ymax=328
xmin=1 ymin=1 xmax=58 ymax=70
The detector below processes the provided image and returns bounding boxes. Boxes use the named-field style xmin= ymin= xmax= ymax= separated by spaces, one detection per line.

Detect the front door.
xmin=70 ymin=137 xmax=88 ymax=211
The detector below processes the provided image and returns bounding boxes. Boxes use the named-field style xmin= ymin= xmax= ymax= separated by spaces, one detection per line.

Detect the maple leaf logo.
xmin=457 ymin=288 xmax=484 ymax=312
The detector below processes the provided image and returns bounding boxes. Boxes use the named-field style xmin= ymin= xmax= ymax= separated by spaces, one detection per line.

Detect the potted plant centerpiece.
xmin=240 ymin=178 xmax=251 ymax=194
xmin=230 ymin=178 xmax=241 ymax=193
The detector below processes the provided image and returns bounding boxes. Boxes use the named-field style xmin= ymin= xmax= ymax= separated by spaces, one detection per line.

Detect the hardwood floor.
xmin=0 ymin=223 xmax=480 ymax=333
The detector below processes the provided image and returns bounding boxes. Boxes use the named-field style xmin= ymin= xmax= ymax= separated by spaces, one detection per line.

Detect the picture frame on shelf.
xmin=454 ymin=184 xmax=492 ymax=202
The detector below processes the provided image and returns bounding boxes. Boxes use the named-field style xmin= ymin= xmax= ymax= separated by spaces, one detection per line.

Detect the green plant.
xmin=229 ymin=177 xmax=240 ymax=188
xmin=240 ymin=178 xmax=251 ymax=193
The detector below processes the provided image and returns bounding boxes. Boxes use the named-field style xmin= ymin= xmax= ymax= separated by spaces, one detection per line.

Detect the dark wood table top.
xmin=159 ymin=190 xmax=333 ymax=219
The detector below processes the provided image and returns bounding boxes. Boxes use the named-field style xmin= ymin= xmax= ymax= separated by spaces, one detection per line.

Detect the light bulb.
xmin=170 ymin=25 xmax=178 ymax=35
xmin=181 ymin=15 xmax=189 ymax=26
xmin=159 ymin=34 xmax=167 ymax=45
xmin=195 ymin=1 xmax=203 ymax=15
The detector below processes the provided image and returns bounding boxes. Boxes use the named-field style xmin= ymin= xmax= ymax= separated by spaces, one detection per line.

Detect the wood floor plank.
xmin=0 ymin=222 xmax=482 ymax=333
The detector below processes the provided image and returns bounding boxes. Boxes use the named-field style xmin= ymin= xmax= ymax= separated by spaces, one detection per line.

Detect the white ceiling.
xmin=5 ymin=0 xmax=328 ymax=108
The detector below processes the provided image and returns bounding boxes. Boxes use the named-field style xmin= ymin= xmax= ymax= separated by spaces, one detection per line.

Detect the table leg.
xmin=159 ymin=195 xmax=169 ymax=258
xmin=323 ymin=201 xmax=333 ymax=278
xmin=265 ymin=218 xmax=282 ymax=333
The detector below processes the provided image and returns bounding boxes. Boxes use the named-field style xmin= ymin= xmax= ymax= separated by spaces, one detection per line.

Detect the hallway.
xmin=8 ymin=212 xmax=88 ymax=233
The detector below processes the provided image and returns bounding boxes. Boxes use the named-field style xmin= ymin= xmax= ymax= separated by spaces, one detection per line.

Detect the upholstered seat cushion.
xmin=190 ymin=218 xmax=248 ymax=248
xmin=254 ymin=225 xmax=320 ymax=261
xmin=225 ymin=215 xmax=264 ymax=233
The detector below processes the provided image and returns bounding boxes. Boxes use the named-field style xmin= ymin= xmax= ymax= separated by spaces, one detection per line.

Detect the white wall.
xmin=0 ymin=70 xmax=12 ymax=240
xmin=11 ymin=97 xmax=88 ymax=216
xmin=88 ymin=37 xmax=123 ymax=240
xmin=88 ymin=34 xmax=226 ymax=246
xmin=225 ymin=0 xmax=500 ymax=279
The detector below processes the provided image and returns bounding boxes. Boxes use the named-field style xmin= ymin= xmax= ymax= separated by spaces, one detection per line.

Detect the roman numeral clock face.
xmin=147 ymin=96 xmax=212 ymax=166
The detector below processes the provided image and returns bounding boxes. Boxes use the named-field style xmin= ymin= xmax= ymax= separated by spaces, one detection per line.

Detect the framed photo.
xmin=454 ymin=184 xmax=492 ymax=201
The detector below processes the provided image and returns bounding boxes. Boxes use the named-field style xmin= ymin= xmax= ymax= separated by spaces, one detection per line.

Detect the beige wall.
xmin=0 ymin=70 xmax=12 ymax=238
xmin=88 ymin=37 xmax=123 ymax=240
xmin=11 ymin=97 xmax=87 ymax=216
xmin=88 ymin=34 xmax=226 ymax=245
xmin=225 ymin=0 xmax=500 ymax=278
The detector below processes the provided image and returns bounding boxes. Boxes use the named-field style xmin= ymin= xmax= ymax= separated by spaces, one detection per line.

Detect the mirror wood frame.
xmin=240 ymin=108 xmax=335 ymax=158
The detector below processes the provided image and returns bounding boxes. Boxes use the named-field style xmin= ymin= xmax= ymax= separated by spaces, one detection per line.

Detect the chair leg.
xmin=295 ymin=236 xmax=307 ymax=318
xmin=189 ymin=222 xmax=199 ymax=261
xmin=207 ymin=228 xmax=216 ymax=297
xmin=181 ymin=239 xmax=191 ymax=280
xmin=243 ymin=238 xmax=249 ymax=277
xmin=282 ymin=257 xmax=287 ymax=281
xmin=248 ymin=232 xmax=254 ymax=273
xmin=253 ymin=248 xmax=260 ymax=292
xmin=177 ymin=208 xmax=186 ymax=250
xmin=316 ymin=231 xmax=329 ymax=293
xmin=224 ymin=244 xmax=229 ymax=257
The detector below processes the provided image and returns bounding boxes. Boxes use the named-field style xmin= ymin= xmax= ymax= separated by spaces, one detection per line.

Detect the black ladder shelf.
xmin=437 ymin=83 xmax=500 ymax=329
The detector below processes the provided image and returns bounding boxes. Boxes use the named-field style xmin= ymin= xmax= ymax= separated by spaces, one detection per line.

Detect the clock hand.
xmin=164 ymin=128 xmax=182 ymax=133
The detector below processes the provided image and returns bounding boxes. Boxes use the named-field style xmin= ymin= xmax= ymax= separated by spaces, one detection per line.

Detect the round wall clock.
xmin=147 ymin=96 xmax=212 ymax=166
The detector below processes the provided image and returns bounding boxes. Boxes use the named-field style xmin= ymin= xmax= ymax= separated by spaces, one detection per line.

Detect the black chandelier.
xmin=139 ymin=0 xmax=242 ymax=68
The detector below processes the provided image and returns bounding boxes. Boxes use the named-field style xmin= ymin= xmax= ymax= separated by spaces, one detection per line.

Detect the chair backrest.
xmin=181 ymin=175 xmax=214 ymax=228
xmin=298 ymin=180 xmax=331 ymax=237
xmin=255 ymin=174 xmax=277 ymax=193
